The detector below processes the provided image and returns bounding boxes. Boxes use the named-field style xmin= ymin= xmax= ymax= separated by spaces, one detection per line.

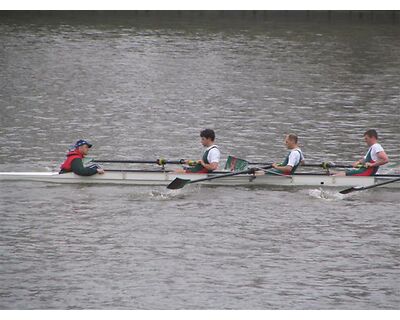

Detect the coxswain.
xmin=177 ymin=129 xmax=221 ymax=173
xmin=334 ymin=129 xmax=389 ymax=176
xmin=59 ymin=139 xmax=105 ymax=176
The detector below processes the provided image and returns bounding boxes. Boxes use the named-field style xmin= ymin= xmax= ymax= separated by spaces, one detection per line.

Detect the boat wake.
xmin=146 ymin=184 xmax=204 ymax=201
xmin=126 ymin=187 xmax=190 ymax=201
xmin=307 ymin=188 xmax=345 ymax=201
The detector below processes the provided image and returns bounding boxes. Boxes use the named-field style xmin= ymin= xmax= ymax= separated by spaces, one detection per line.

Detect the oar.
xmin=93 ymin=159 xmax=184 ymax=165
xmin=226 ymin=156 xmax=356 ymax=169
xmin=167 ymin=165 xmax=273 ymax=190
xmin=339 ymin=177 xmax=400 ymax=194
xmin=248 ymin=161 xmax=356 ymax=169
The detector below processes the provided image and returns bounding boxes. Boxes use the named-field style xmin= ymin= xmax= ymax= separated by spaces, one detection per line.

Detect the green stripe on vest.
xmin=186 ymin=146 xmax=217 ymax=173
xmin=346 ymin=148 xmax=378 ymax=176
xmin=278 ymin=150 xmax=302 ymax=174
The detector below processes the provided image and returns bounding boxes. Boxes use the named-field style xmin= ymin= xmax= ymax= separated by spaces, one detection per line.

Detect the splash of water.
xmin=308 ymin=188 xmax=345 ymax=201
xmin=148 ymin=189 xmax=187 ymax=201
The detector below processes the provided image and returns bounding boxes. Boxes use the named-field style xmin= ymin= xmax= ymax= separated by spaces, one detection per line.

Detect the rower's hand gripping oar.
xmin=339 ymin=177 xmax=400 ymax=194
xmin=167 ymin=165 xmax=273 ymax=190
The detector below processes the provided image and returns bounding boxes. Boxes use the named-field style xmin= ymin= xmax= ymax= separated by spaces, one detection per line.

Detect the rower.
xmin=257 ymin=134 xmax=305 ymax=176
xmin=177 ymin=129 xmax=221 ymax=173
xmin=334 ymin=129 xmax=389 ymax=176
xmin=59 ymin=139 xmax=105 ymax=176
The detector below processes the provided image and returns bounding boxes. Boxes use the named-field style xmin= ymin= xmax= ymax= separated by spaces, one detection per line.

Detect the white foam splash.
xmin=308 ymin=188 xmax=345 ymax=201
xmin=148 ymin=189 xmax=187 ymax=201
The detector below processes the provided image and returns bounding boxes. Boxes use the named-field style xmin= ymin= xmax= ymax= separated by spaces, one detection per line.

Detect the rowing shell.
xmin=1 ymin=171 xmax=400 ymax=189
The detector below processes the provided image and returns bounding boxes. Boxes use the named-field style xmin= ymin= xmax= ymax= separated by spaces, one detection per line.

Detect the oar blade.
xmin=225 ymin=156 xmax=249 ymax=171
xmin=167 ymin=177 xmax=191 ymax=190
xmin=339 ymin=186 xmax=363 ymax=194
xmin=339 ymin=187 xmax=356 ymax=194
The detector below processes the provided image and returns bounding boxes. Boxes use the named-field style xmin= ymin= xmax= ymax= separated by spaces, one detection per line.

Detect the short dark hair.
xmin=200 ymin=129 xmax=215 ymax=141
xmin=287 ymin=134 xmax=298 ymax=144
xmin=364 ymin=129 xmax=378 ymax=139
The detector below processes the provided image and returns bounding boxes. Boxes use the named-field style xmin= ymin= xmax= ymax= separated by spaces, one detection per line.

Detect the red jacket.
xmin=60 ymin=149 xmax=84 ymax=172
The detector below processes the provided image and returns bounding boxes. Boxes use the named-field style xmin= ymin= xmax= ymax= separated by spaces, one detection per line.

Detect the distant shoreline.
xmin=0 ymin=10 xmax=399 ymax=25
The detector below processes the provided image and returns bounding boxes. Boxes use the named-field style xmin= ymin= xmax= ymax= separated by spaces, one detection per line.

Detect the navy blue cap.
xmin=75 ymin=139 xmax=93 ymax=148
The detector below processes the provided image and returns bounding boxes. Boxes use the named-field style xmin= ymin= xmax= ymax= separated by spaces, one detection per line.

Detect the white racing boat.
xmin=1 ymin=170 xmax=400 ymax=189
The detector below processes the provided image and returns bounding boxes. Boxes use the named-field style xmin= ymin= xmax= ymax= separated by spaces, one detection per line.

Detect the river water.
xmin=0 ymin=13 xmax=399 ymax=309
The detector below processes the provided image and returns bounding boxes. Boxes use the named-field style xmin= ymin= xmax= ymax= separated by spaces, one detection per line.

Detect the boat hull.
xmin=1 ymin=171 xmax=399 ymax=189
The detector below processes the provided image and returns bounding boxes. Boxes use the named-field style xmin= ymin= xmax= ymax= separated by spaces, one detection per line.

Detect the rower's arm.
xmin=273 ymin=151 xmax=301 ymax=173
xmin=370 ymin=151 xmax=389 ymax=167
xmin=272 ymin=164 xmax=292 ymax=174
xmin=71 ymin=158 xmax=99 ymax=176
xmin=199 ymin=160 xmax=218 ymax=171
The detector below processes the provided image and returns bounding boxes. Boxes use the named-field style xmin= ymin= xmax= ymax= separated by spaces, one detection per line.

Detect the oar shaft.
xmin=339 ymin=176 xmax=400 ymax=194
xmin=188 ymin=169 xmax=250 ymax=184
xmin=96 ymin=159 xmax=357 ymax=168
xmin=360 ymin=177 xmax=400 ymax=190
xmin=189 ymin=165 xmax=272 ymax=184
xmin=104 ymin=169 xmax=173 ymax=173
xmin=94 ymin=159 xmax=184 ymax=165
xmin=166 ymin=165 xmax=273 ymax=189
xmin=247 ymin=161 xmax=355 ymax=169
